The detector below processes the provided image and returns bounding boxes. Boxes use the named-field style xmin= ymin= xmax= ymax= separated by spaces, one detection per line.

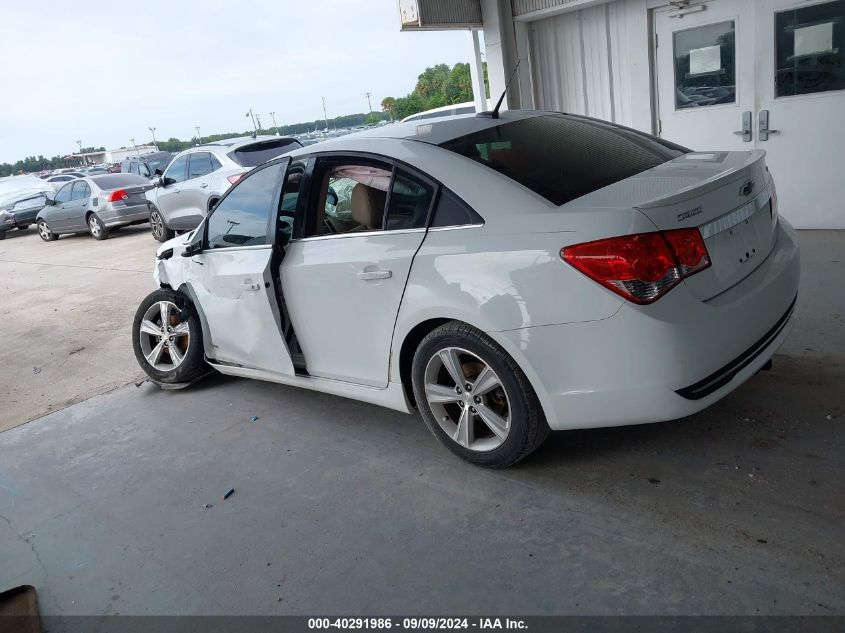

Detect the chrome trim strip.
xmin=292 ymin=227 xmax=427 ymax=243
xmin=201 ymin=244 xmax=272 ymax=253
xmin=700 ymin=187 xmax=770 ymax=240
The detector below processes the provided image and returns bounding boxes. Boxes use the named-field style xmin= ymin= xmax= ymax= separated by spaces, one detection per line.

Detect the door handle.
xmin=200 ymin=183 xmax=208 ymax=189
xmin=759 ymin=110 xmax=780 ymax=141
xmin=357 ymin=269 xmax=392 ymax=281
xmin=733 ymin=111 xmax=752 ymax=142
xmin=241 ymin=280 xmax=262 ymax=291
xmin=174 ymin=188 xmax=181 ymax=194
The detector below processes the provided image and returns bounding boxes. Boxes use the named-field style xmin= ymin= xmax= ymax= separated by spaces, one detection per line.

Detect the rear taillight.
xmin=107 ymin=189 xmax=128 ymax=203
xmin=227 ymin=174 xmax=244 ymax=185
xmin=561 ymin=228 xmax=711 ymax=305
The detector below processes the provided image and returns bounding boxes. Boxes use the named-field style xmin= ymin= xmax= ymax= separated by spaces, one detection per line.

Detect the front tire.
xmin=150 ymin=206 xmax=174 ymax=243
xmin=88 ymin=213 xmax=109 ymax=240
xmin=37 ymin=220 xmax=58 ymax=241
xmin=132 ymin=288 xmax=207 ymax=384
xmin=411 ymin=321 xmax=550 ymax=468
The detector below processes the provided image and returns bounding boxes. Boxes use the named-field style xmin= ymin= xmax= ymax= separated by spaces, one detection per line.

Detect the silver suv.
xmin=145 ymin=135 xmax=301 ymax=242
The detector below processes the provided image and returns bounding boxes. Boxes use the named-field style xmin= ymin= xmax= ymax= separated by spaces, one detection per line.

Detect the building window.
xmin=673 ymin=20 xmax=737 ymax=110
xmin=775 ymin=0 xmax=844 ymax=98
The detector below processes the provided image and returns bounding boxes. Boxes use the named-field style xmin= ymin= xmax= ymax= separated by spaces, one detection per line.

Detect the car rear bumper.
xmin=496 ymin=219 xmax=801 ymax=431
xmin=101 ymin=203 xmax=149 ymax=227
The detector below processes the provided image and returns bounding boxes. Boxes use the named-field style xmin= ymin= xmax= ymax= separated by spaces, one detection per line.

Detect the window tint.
xmin=230 ymin=139 xmax=302 ymax=167
xmin=206 ymin=162 xmax=283 ymax=249
xmin=188 ymin=152 xmax=215 ymax=179
xmin=439 ymin=115 xmax=687 ymax=206
xmin=209 ymin=154 xmax=222 ymax=171
xmin=164 ymin=155 xmax=188 ymax=184
xmin=137 ymin=162 xmax=151 ymax=178
xmin=672 ymin=21 xmax=736 ymax=110
xmin=309 ymin=161 xmax=392 ymax=236
xmin=431 ymin=189 xmax=482 ymax=227
xmin=71 ymin=181 xmax=90 ymax=200
xmin=385 ymin=170 xmax=434 ymax=230
xmin=54 ymin=183 xmax=73 ymax=204
xmin=775 ymin=0 xmax=844 ymax=97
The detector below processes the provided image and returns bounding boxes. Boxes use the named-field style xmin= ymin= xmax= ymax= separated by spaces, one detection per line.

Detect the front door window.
xmin=673 ymin=20 xmax=737 ymax=109
xmin=775 ymin=0 xmax=845 ymax=97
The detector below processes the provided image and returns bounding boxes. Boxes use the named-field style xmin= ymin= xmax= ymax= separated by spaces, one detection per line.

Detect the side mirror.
xmin=181 ymin=229 xmax=204 ymax=257
xmin=44 ymin=196 xmax=56 ymax=206
xmin=151 ymin=176 xmax=162 ymax=187
xmin=154 ymin=168 xmax=163 ymax=176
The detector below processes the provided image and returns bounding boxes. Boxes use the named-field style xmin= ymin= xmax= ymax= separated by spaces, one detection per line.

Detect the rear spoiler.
xmin=636 ymin=150 xmax=766 ymax=210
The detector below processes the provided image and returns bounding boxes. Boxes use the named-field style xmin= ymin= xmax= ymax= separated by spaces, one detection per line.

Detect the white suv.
xmin=146 ymin=135 xmax=301 ymax=242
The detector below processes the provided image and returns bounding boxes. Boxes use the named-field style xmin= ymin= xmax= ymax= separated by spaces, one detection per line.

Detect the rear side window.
xmin=431 ymin=189 xmax=483 ymax=227
xmin=439 ymin=115 xmax=688 ymax=206
xmin=71 ymin=181 xmax=90 ymax=200
xmin=187 ymin=152 xmax=215 ymax=179
xmin=385 ymin=170 xmax=434 ymax=230
xmin=230 ymin=139 xmax=302 ymax=168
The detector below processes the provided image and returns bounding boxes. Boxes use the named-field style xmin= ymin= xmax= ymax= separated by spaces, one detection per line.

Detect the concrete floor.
xmin=0 ymin=224 xmax=153 ymax=432
xmin=0 ymin=231 xmax=842 ymax=615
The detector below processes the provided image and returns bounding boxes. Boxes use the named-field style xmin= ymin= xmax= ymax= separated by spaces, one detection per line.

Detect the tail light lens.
xmin=561 ymin=228 xmax=710 ymax=305
xmin=107 ymin=189 xmax=128 ymax=202
xmin=227 ymin=174 xmax=244 ymax=185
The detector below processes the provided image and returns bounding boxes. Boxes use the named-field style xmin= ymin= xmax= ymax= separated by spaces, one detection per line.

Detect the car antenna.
xmin=477 ymin=59 xmax=521 ymax=120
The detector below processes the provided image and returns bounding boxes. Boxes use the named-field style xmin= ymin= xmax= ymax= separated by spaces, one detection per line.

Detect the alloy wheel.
xmin=423 ymin=347 xmax=511 ymax=452
xmin=38 ymin=221 xmax=52 ymax=240
xmin=137 ymin=301 xmax=190 ymax=372
xmin=89 ymin=216 xmax=101 ymax=238
xmin=150 ymin=211 xmax=164 ymax=240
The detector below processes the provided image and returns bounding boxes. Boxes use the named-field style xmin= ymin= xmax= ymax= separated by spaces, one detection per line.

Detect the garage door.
xmin=527 ymin=1 xmax=635 ymax=127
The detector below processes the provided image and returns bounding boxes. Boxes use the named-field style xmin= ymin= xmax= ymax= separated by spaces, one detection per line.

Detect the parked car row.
xmin=145 ymin=135 xmax=302 ymax=242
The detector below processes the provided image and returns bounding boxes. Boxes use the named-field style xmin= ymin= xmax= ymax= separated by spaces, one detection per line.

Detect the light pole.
xmin=130 ymin=138 xmax=139 ymax=155
xmin=75 ymin=140 xmax=83 ymax=165
xmin=365 ymin=92 xmax=373 ymax=113
xmin=322 ymin=97 xmax=330 ymax=131
xmin=148 ymin=126 xmax=158 ymax=151
xmin=195 ymin=126 xmax=201 ymax=143
xmin=256 ymin=113 xmax=263 ymax=131
xmin=245 ymin=109 xmax=258 ymax=134
xmin=269 ymin=111 xmax=279 ymax=135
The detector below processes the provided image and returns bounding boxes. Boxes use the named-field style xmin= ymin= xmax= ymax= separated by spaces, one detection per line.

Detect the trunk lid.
xmin=106 ymin=182 xmax=154 ymax=207
xmin=573 ymin=150 xmax=777 ymax=301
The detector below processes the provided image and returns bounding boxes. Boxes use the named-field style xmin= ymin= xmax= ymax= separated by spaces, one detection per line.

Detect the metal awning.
xmin=399 ymin=0 xmax=482 ymax=30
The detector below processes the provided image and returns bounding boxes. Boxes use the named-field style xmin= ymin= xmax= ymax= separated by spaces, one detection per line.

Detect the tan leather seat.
xmin=350 ymin=183 xmax=386 ymax=230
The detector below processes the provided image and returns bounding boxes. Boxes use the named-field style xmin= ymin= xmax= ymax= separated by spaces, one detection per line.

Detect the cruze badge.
xmin=677 ymin=206 xmax=703 ymax=222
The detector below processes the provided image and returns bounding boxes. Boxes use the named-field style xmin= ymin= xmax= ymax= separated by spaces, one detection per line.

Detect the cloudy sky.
xmin=0 ymin=1 xmax=472 ymax=163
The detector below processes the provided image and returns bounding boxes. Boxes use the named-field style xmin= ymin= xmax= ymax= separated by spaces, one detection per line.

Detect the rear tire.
xmin=132 ymin=288 xmax=207 ymax=384
xmin=88 ymin=213 xmax=109 ymax=240
xmin=411 ymin=321 xmax=550 ymax=468
xmin=37 ymin=220 xmax=58 ymax=241
xmin=150 ymin=206 xmax=174 ymax=243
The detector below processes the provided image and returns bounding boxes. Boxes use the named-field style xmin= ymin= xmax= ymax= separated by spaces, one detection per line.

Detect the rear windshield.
xmin=91 ymin=174 xmax=149 ymax=189
xmin=230 ymin=139 xmax=302 ymax=168
xmin=438 ymin=115 xmax=688 ymax=206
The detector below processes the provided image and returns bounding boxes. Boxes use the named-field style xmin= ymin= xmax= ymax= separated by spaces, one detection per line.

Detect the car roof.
xmin=199 ymin=135 xmax=299 ymax=149
xmin=338 ymin=110 xmax=545 ymax=145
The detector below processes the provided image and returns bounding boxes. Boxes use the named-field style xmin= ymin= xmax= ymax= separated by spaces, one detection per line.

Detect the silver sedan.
xmin=37 ymin=174 xmax=154 ymax=241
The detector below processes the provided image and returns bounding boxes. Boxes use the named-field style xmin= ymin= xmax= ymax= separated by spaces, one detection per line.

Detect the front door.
xmin=154 ymin=154 xmax=189 ymax=229
xmin=755 ymin=0 xmax=845 ymax=228
xmin=655 ymin=0 xmax=845 ymax=228
xmin=655 ymin=1 xmax=755 ymax=151
xmin=281 ymin=156 xmax=435 ymax=388
xmin=188 ymin=159 xmax=295 ymax=375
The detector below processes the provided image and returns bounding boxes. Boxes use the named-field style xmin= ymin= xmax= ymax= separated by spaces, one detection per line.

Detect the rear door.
xmin=188 ymin=159 xmax=295 ymax=375
xmin=280 ymin=155 xmax=434 ymax=387
xmin=66 ymin=180 xmax=91 ymax=230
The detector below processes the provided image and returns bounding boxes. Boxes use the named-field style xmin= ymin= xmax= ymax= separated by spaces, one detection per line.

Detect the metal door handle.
xmin=241 ymin=280 xmax=262 ymax=291
xmin=174 ymin=188 xmax=181 ymax=194
xmin=357 ymin=270 xmax=392 ymax=280
xmin=200 ymin=183 xmax=208 ymax=188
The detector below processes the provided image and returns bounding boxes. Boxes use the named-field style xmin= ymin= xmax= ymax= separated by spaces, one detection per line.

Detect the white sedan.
xmin=132 ymin=111 xmax=800 ymax=468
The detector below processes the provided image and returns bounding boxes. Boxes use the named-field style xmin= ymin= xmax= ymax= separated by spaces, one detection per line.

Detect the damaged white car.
xmin=132 ymin=111 xmax=800 ymax=468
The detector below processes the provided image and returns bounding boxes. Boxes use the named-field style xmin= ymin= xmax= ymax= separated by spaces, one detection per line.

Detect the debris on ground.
xmin=32 ymin=367 xmax=41 ymax=374
xmin=222 ymin=488 xmax=235 ymax=500
xmin=204 ymin=503 xmax=213 ymax=509
xmin=69 ymin=346 xmax=85 ymax=355
xmin=251 ymin=416 xmax=259 ymax=422
xmin=134 ymin=379 xmax=149 ymax=388
xmin=646 ymin=477 xmax=661 ymax=484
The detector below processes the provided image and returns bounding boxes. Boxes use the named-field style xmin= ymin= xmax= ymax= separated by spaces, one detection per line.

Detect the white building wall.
xmin=516 ymin=0 xmax=652 ymax=132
